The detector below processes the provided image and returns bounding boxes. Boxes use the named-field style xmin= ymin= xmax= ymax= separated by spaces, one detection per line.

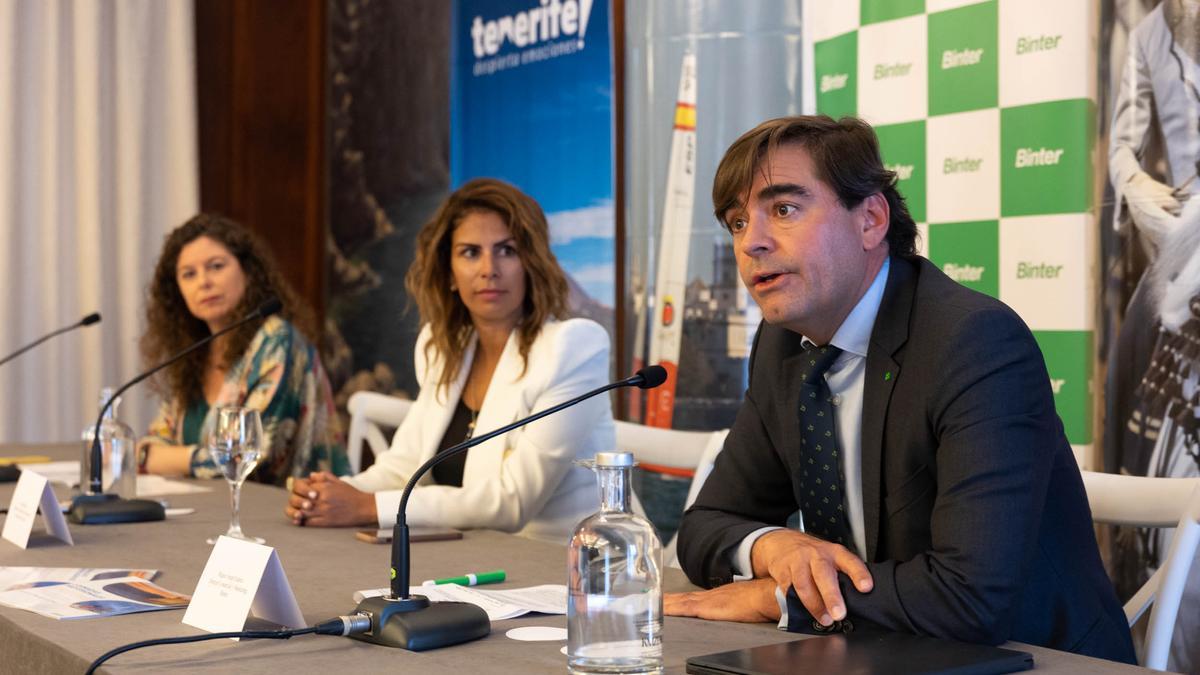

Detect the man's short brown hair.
xmin=712 ymin=115 xmax=918 ymax=257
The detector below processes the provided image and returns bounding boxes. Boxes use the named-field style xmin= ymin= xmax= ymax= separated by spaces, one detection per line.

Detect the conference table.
xmin=0 ymin=444 xmax=1152 ymax=674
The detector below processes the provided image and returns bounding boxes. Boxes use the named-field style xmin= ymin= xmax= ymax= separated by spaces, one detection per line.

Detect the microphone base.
xmin=350 ymin=594 xmax=490 ymax=651
xmin=68 ymin=493 xmax=166 ymax=524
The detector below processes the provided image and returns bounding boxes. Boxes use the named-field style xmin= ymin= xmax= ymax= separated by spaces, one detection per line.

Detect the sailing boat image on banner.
xmin=645 ymin=52 xmax=697 ymax=429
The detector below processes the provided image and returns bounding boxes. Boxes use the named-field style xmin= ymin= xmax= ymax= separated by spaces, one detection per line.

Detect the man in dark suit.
xmin=664 ymin=116 xmax=1135 ymax=663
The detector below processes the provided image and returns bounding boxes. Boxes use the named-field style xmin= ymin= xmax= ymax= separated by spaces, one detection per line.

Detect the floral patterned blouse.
xmin=143 ymin=316 xmax=348 ymax=485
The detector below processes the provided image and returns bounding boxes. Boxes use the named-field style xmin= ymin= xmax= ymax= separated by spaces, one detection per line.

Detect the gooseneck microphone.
xmin=0 ymin=312 xmax=101 ymax=368
xmin=350 ymin=365 xmax=668 ymax=651
xmin=69 ymin=299 xmax=282 ymax=525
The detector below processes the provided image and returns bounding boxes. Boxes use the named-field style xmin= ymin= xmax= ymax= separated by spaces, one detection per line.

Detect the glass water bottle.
xmin=80 ymin=387 xmax=137 ymax=498
xmin=567 ymin=451 xmax=663 ymax=674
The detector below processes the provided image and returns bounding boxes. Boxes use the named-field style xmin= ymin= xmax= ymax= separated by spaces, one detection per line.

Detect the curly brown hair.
xmin=406 ymin=178 xmax=569 ymax=397
xmin=140 ymin=213 xmax=317 ymax=404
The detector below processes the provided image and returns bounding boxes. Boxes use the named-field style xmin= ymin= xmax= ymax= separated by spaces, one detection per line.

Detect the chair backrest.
xmin=614 ymin=420 xmax=718 ymax=476
xmin=345 ymin=391 xmax=413 ymax=474
xmin=613 ymin=420 xmax=729 ymax=568
xmin=1079 ymin=470 xmax=1200 ymax=670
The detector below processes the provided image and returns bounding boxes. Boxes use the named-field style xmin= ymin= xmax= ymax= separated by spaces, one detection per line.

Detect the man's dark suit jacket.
xmin=677 ymin=255 xmax=1136 ymax=663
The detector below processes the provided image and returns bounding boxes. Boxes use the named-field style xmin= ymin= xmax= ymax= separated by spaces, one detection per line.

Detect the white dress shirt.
xmin=732 ymin=257 xmax=890 ymax=577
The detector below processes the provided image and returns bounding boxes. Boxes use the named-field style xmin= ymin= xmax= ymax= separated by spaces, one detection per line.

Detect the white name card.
xmin=182 ymin=535 xmax=305 ymax=635
xmin=2 ymin=470 xmax=73 ymax=549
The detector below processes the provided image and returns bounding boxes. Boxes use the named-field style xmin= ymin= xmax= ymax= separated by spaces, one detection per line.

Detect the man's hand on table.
xmin=665 ymin=577 xmax=781 ymax=623
xmin=751 ymin=529 xmax=873 ymax=626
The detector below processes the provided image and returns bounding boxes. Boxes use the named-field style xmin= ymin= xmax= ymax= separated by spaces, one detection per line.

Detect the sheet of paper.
xmin=183 ymin=536 xmax=305 ymax=635
xmin=352 ymin=585 xmax=522 ymax=620
xmin=17 ymin=461 xmax=80 ymax=488
xmin=2 ymin=471 xmax=73 ymax=548
xmin=251 ymin=548 xmax=305 ymax=630
xmin=352 ymin=584 xmax=567 ymax=621
xmin=0 ymin=575 xmax=188 ymax=620
xmin=2 ymin=472 xmax=45 ymax=548
xmin=419 ymin=584 xmax=529 ymax=620
xmin=39 ymin=482 xmax=73 ymax=545
xmin=473 ymin=584 xmax=567 ymax=615
xmin=136 ymin=475 xmax=212 ymax=497
xmin=11 ymin=461 xmax=211 ymax=497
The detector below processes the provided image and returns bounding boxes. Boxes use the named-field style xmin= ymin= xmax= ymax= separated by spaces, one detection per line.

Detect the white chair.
xmin=614 ymin=420 xmax=728 ymax=568
xmin=1080 ymin=470 xmax=1200 ymax=670
xmin=345 ymin=391 xmax=412 ymax=474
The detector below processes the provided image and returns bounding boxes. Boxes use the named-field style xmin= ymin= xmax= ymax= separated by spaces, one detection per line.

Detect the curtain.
xmin=0 ymin=0 xmax=198 ymax=442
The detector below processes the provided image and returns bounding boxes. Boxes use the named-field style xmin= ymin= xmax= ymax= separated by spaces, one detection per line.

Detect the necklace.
xmin=465 ymin=407 xmax=479 ymax=441
xmin=463 ymin=348 xmax=497 ymax=441
xmin=462 ymin=381 xmax=482 ymax=441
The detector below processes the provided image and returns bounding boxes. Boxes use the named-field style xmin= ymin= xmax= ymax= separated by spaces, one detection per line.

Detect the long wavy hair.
xmin=406 ymin=178 xmax=569 ymax=396
xmin=140 ymin=213 xmax=316 ymax=405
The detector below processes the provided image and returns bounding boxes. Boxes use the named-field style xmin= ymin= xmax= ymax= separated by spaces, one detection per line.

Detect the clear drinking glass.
xmin=206 ymin=406 xmax=265 ymax=545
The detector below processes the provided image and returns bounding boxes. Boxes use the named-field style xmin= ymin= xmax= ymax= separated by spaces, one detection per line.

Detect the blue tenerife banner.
xmin=451 ymin=0 xmax=614 ymax=309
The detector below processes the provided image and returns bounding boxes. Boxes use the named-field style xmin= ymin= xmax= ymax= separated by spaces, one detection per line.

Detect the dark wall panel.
xmin=195 ymin=0 xmax=328 ymax=321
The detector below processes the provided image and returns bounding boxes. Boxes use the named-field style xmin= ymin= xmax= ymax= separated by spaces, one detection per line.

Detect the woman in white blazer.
xmin=285 ymin=178 xmax=615 ymax=542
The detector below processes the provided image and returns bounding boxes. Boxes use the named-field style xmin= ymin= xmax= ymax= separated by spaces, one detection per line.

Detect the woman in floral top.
xmin=137 ymin=214 xmax=347 ymax=485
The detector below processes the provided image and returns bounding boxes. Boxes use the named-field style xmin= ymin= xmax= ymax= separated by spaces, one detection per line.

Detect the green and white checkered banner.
xmin=804 ymin=0 xmax=1098 ymax=466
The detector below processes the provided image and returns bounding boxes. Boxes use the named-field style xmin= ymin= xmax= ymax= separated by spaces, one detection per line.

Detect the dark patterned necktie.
xmin=798 ymin=343 xmax=852 ymax=547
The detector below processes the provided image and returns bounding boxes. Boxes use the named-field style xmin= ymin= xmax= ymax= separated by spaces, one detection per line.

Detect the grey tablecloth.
xmin=0 ymin=444 xmax=1152 ymax=674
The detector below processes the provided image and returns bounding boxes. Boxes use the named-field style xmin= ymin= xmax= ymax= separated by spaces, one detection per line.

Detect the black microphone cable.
xmin=84 ymin=614 xmax=370 ymax=674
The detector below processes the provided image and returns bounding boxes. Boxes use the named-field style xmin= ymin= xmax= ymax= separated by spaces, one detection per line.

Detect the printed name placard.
xmin=2 ymin=470 xmax=73 ymax=549
xmin=182 ymin=535 xmax=305 ymax=635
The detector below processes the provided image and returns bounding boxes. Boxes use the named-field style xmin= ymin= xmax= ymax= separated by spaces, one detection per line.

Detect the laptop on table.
xmin=687 ymin=631 xmax=1034 ymax=675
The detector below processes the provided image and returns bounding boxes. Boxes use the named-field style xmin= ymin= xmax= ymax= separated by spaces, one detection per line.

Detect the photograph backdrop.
xmin=1097 ymin=2 xmax=1200 ymax=670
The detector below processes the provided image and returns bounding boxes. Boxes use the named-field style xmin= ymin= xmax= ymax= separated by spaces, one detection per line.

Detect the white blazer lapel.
xmin=463 ymin=329 xmax=526 ymax=481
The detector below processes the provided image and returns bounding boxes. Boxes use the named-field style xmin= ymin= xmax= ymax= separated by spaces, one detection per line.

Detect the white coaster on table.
xmin=506 ymin=626 xmax=568 ymax=641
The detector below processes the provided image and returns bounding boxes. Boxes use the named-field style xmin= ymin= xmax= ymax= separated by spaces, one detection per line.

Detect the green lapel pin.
xmin=884 ymin=371 xmax=892 ymax=381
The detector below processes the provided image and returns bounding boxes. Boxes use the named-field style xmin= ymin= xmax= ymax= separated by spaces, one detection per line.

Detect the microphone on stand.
xmin=350 ymin=365 xmax=669 ymax=651
xmin=0 ymin=312 xmax=101 ymax=368
xmin=68 ymin=299 xmax=282 ymax=525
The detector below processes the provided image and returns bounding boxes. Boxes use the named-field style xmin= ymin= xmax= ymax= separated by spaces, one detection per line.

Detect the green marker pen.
xmin=423 ymin=569 xmax=506 ymax=587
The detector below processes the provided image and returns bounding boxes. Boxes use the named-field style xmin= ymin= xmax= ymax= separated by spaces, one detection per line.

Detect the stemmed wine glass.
xmin=206 ymin=406 xmax=265 ymax=545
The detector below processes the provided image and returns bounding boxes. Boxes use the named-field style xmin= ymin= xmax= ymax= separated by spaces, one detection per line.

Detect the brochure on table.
xmin=0 ymin=567 xmax=158 ymax=588
xmin=0 ymin=567 xmax=191 ymax=620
